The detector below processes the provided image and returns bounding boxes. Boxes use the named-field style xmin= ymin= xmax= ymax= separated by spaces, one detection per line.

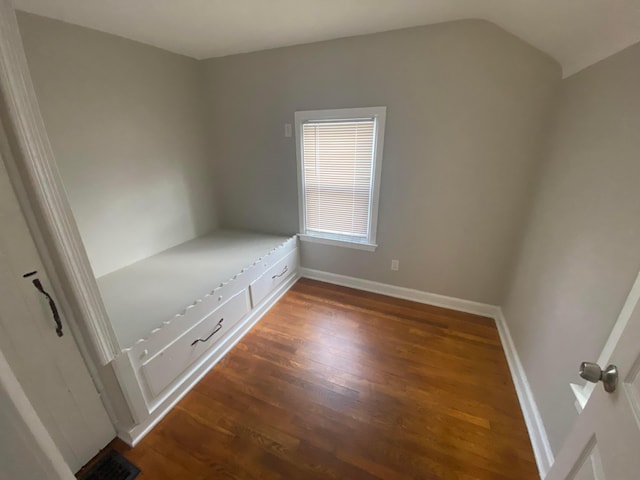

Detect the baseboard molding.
xmin=300 ymin=267 xmax=553 ymax=479
xmin=118 ymin=273 xmax=300 ymax=447
xmin=493 ymin=308 xmax=554 ymax=478
xmin=299 ymin=267 xmax=498 ymax=318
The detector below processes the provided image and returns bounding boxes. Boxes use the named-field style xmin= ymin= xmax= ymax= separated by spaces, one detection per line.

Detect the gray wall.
xmin=203 ymin=20 xmax=561 ymax=305
xmin=17 ymin=13 xmax=218 ymax=277
xmin=502 ymin=41 xmax=640 ymax=453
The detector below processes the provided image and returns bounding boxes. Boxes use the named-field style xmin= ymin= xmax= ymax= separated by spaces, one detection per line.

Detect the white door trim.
xmin=0 ymin=0 xmax=119 ymax=364
xmin=0 ymin=347 xmax=75 ymax=480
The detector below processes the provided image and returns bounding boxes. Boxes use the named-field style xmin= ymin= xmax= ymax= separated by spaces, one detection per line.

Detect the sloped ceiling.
xmin=13 ymin=0 xmax=640 ymax=77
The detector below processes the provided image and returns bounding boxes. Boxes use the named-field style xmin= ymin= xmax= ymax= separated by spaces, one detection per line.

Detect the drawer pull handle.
xmin=272 ymin=265 xmax=289 ymax=280
xmin=28 ymin=275 xmax=63 ymax=337
xmin=191 ymin=318 xmax=223 ymax=346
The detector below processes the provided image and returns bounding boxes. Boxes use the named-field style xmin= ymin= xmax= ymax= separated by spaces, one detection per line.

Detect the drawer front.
xmin=258 ymin=236 xmax=297 ymax=272
xmin=249 ymin=248 xmax=298 ymax=307
xmin=140 ymin=289 xmax=249 ymax=398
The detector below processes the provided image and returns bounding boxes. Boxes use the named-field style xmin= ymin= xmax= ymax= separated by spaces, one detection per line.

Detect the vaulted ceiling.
xmin=13 ymin=0 xmax=640 ymax=77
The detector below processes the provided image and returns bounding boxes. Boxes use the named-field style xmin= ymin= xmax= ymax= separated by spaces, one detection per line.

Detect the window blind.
xmin=302 ymin=119 xmax=376 ymax=239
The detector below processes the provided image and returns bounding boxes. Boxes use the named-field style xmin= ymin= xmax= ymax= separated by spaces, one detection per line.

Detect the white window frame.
xmin=294 ymin=106 xmax=386 ymax=252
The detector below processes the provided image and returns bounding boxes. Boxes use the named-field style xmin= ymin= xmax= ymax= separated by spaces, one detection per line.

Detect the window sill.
xmin=298 ymin=234 xmax=377 ymax=252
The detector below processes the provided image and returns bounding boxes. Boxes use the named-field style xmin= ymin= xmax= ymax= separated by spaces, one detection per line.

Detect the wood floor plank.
xmin=105 ymin=278 xmax=538 ymax=479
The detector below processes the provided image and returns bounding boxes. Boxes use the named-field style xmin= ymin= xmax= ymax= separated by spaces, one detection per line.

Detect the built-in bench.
xmin=96 ymin=229 xmax=299 ymax=444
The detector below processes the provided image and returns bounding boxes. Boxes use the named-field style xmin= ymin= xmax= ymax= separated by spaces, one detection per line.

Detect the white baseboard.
xmin=489 ymin=308 xmax=554 ymax=478
xmin=118 ymin=273 xmax=300 ymax=447
xmin=299 ymin=267 xmax=498 ymax=318
xmin=300 ymin=267 xmax=553 ymax=479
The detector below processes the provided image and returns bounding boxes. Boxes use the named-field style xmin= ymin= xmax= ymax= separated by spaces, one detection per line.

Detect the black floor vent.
xmin=78 ymin=450 xmax=140 ymax=480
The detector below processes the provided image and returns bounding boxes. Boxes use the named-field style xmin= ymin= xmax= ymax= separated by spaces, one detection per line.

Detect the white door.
xmin=546 ymin=274 xmax=640 ymax=480
xmin=0 ymin=153 xmax=115 ymax=472
xmin=0 ymin=347 xmax=75 ymax=480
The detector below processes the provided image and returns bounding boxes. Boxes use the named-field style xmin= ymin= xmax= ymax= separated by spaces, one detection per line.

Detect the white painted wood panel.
xmin=140 ymin=289 xmax=249 ymax=397
xmin=122 ymin=236 xmax=297 ymax=362
xmin=547 ymin=273 xmax=640 ymax=480
xmin=97 ymin=231 xmax=291 ymax=348
xmin=250 ymin=249 xmax=298 ymax=307
xmin=0 ymin=347 xmax=75 ymax=480
xmin=0 ymin=151 xmax=114 ymax=472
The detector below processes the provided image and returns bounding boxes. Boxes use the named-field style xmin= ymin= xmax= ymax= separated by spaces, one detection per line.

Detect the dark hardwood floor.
xmin=105 ymin=278 xmax=538 ymax=479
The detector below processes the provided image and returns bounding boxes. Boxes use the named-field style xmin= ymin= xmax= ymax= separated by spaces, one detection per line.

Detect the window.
xmin=294 ymin=107 xmax=386 ymax=251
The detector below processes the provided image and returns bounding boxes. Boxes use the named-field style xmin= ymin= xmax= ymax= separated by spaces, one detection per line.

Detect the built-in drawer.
xmin=249 ymin=249 xmax=298 ymax=307
xmin=140 ymin=289 xmax=249 ymax=398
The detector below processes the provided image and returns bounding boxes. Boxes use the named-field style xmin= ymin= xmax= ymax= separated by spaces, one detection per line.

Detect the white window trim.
xmin=297 ymin=234 xmax=377 ymax=252
xmin=294 ymin=106 xmax=386 ymax=252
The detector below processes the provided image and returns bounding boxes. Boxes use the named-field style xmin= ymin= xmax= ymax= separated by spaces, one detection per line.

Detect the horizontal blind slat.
xmin=302 ymin=119 xmax=375 ymax=238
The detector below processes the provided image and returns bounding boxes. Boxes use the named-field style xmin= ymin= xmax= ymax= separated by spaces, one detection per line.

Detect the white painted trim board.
xmin=494 ymin=308 xmax=555 ymax=478
xmin=299 ymin=267 xmax=553 ymax=478
xmin=299 ymin=267 xmax=498 ymax=317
